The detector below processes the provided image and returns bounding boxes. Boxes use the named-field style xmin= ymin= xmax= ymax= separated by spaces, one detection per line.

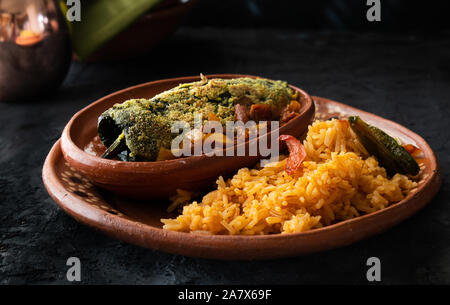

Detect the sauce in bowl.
xmin=84 ymin=136 xmax=107 ymax=157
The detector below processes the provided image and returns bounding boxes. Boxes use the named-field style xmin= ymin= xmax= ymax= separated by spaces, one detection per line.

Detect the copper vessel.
xmin=0 ymin=0 xmax=71 ymax=102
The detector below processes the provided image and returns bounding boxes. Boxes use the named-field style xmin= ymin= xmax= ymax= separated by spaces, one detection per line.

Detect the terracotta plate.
xmin=42 ymin=96 xmax=441 ymax=260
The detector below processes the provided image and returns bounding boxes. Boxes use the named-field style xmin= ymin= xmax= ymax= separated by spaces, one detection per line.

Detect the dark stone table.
xmin=1 ymin=28 xmax=449 ymax=284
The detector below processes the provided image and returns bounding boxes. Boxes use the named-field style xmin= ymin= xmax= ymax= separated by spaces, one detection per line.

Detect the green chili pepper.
xmin=348 ymin=116 xmax=420 ymax=176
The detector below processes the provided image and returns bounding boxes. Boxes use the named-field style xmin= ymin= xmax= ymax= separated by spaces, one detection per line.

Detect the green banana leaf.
xmin=61 ymin=0 xmax=162 ymax=60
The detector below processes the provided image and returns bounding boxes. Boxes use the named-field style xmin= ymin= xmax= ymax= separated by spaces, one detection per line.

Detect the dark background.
xmin=0 ymin=0 xmax=449 ymax=284
xmin=185 ymin=0 xmax=450 ymax=32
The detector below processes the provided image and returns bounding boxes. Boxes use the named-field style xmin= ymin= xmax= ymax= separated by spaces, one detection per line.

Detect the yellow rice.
xmin=161 ymin=119 xmax=418 ymax=235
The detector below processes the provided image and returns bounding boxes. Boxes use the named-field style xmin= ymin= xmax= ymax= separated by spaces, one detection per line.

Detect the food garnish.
xmin=279 ymin=135 xmax=306 ymax=175
xmin=348 ymin=116 xmax=420 ymax=176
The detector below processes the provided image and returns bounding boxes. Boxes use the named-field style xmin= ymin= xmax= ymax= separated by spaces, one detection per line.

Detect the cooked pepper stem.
xmin=101 ymin=131 xmax=126 ymax=159
xmin=348 ymin=116 xmax=420 ymax=176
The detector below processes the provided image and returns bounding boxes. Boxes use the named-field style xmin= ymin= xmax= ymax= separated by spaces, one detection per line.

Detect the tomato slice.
xmin=402 ymin=144 xmax=422 ymax=157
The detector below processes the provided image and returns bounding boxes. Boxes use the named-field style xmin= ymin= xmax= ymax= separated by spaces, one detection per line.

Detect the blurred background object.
xmin=1 ymin=0 xmax=448 ymax=103
xmin=67 ymin=0 xmax=450 ymax=63
xmin=0 ymin=0 xmax=72 ymax=103
xmin=0 ymin=0 xmax=198 ymax=103
xmin=68 ymin=0 xmax=197 ymax=61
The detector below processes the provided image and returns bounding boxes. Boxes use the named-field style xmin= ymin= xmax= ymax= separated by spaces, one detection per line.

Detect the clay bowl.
xmin=43 ymin=96 xmax=441 ymax=260
xmin=87 ymin=0 xmax=197 ymax=61
xmin=60 ymin=74 xmax=315 ymax=199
